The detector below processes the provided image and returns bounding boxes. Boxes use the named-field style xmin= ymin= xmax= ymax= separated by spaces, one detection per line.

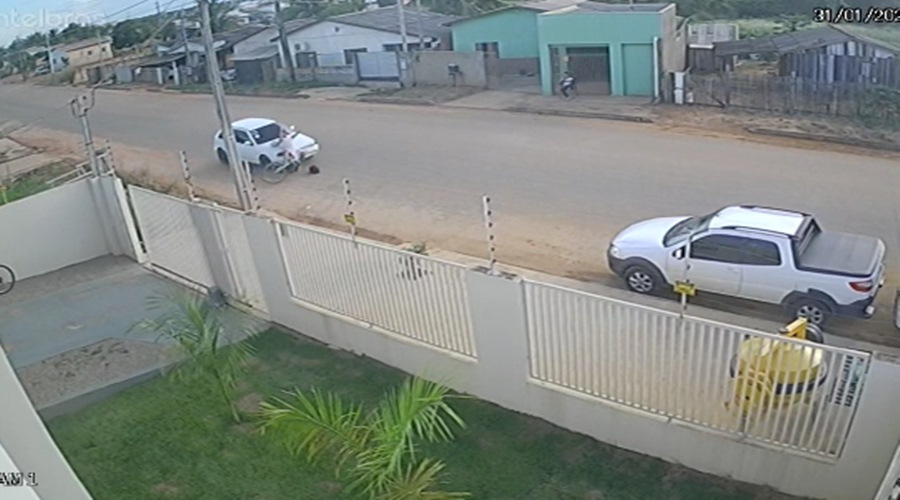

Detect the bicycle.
xmin=259 ymin=156 xmax=320 ymax=184
xmin=0 ymin=264 xmax=16 ymax=296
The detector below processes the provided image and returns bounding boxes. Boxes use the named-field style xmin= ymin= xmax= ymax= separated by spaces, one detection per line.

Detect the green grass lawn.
xmin=48 ymin=329 xmax=802 ymax=500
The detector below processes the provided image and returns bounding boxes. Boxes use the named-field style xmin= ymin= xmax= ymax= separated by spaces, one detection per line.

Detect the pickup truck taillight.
xmin=849 ymin=280 xmax=874 ymax=292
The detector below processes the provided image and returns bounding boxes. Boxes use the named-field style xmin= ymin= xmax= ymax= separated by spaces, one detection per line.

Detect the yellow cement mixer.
xmin=726 ymin=317 xmax=829 ymax=415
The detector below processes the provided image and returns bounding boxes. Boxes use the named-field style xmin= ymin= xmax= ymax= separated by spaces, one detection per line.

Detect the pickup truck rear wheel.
xmin=792 ymin=298 xmax=832 ymax=327
xmin=624 ymin=265 xmax=660 ymax=295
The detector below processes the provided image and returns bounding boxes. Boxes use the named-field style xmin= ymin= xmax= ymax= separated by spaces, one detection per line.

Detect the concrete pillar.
xmin=539 ymin=44 xmax=553 ymax=96
xmin=87 ymin=176 xmax=124 ymax=257
xmin=189 ymin=205 xmax=238 ymax=295
xmin=609 ymin=42 xmax=625 ymax=96
xmin=466 ymin=268 xmax=531 ymax=412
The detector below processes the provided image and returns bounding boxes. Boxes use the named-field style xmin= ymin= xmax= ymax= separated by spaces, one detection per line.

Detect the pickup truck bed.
xmin=797 ymin=231 xmax=883 ymax=277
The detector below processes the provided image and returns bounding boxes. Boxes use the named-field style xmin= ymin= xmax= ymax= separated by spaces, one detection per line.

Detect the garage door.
xmin=622 ymin=43 xmax=654 ymax=97
xmin=356 ymin=52 xmax=400 ymax=81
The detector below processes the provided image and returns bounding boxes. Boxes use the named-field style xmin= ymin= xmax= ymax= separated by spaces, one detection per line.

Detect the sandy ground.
xmin=15 ymin=338 xmax=169 ymax=409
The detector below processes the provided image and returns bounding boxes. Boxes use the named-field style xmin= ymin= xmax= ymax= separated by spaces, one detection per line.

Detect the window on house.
xmin=87 ymin=50 xmax=93 ymax=56
xmin=343 ymin=48 xmax=367 ymax=65
xmin=475 ymin=42 xmax=499 ymax=57
xmin=382 ymin=43 xmax=425 ymax=52
xmin=295 ymin=51 xmax=317 ymax=68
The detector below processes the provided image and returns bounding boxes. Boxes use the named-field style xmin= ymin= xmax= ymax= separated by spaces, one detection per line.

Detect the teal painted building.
xmin=450 ymin=7 xmax=541 ymax=59
xmin=449 ymin=1 xmax=685 ymax=97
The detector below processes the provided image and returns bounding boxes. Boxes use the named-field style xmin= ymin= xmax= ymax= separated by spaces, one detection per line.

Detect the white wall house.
xmin=284 ymin=21 xmax=438 ymax=66
xmin=278 ymin=7 xmax=457 ymax=68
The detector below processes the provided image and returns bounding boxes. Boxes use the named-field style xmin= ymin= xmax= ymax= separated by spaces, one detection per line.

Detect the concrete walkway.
xmin=0 ymin=256 xmax=267 ymax=411
xmin=443 ymin=90 xmax=656 ymax=122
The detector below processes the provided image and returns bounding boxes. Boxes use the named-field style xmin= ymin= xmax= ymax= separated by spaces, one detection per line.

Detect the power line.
xmin=99 ymin=0 xmax=160 ymax=23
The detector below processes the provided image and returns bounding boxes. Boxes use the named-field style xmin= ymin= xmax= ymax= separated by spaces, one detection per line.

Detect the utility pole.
xmin=274 ymin=0 xmax=296 ymax=82
xmin=414 ymin=0 xmax=425 ymax=50
xmin=198 ymin=0 xmax=252 ymax=210
xmin=179 ymin=10 xmax=193 ymax=73
xmin=396 ymin=0 xmax=409 ymax=53
xmin=69 ymin=90 xmax=99 ymax=176
xmin=45 ymin=34 xmax=55 ymax=74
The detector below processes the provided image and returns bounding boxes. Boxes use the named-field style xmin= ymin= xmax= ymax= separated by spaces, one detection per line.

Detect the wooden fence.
xmin=686 ymin=73 xmax=900 ymax=128
xmin=780 ymin=52 xmax=900 ymax=86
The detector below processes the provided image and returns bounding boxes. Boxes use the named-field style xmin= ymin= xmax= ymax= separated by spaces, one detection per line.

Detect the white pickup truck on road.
xmin=607 ymin=205 xmax=886 ymax=326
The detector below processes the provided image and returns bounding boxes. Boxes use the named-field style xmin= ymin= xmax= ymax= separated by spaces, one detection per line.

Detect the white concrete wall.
xmin=0 ymin=344 xmax=92 ymax=499
xmin=0 ymin=176 xmax=135 ymax=281
xmin=285 ymin=21 xmax=437 ymax=64
xmin=412 ymin=51 xmax=487 ymax=87
xmin=238 ymin=211 xmax=900 ymax=500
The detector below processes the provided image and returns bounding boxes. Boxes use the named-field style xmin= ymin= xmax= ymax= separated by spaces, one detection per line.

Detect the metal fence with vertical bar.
xmin=277 ymin=220 xmax=477 ymax=358
xmin=128 ymin=186 xmax=215 ymax=288
xmin=211 ymin=205 xmax=268 ymax=313
xmin=523 ymin=279 xmax=870 ymax=461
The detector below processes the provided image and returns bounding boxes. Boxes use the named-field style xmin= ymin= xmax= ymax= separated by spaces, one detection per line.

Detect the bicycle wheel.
xmin=0 ymin=264 xmax=15 ymax=296
xmin=261 ymin=163 xmax=288 ymax=184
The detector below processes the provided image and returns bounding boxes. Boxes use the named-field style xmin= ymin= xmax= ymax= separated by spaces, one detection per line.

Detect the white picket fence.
xmin=277 ymin=221 xmax=477 ymax=358
xmin=524 ymin=279 xmax=870 ymax=460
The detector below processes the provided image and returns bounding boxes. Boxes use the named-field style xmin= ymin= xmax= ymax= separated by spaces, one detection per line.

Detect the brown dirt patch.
xmin=236 ymin=391 xmax=264 ymax=414
xmin=652 ymin=105 xmax=900 ymax=160
xmin=278 ymin=211 xmax=403 ymax=246
xmin=15 ymin=339 xmax=167 ymax=409
xmin=151 ymin=482 xmax=179 ymax=496
xmin=358 ymin=85 xmax=482 ymax=105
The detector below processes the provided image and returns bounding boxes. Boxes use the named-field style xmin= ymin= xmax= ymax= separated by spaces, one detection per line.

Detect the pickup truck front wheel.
xmin=791 ymin=298 xmax=832 ymax=327
xmin=624 ymin=265 xmax=661 ymax=295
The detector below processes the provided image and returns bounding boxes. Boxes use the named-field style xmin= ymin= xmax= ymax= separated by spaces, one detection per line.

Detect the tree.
xmin=12 ymin=53 xmax=36 ymax=81
xmin=209 ymin=0 xmax=238 ymax=33
xmin=259 ymin=377 xmax=469 ymax=500
xmin=285 ymin=0 xmax=366 ymax=20
xmin=135 ymin=290 xmax=256 ymax=423
xmin=111 ymin=19 xmax=153 ymax=49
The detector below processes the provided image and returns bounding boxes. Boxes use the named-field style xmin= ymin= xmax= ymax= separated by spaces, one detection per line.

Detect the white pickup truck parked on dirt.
xmin=607 ymin=205 xmax=886 ymax=326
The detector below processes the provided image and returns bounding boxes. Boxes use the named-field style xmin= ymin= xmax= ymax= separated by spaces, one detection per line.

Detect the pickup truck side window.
xmin=689 ymin=235 xmax=744 ymax=264
xmin=742 ymin=238 xmax=782 ymax=266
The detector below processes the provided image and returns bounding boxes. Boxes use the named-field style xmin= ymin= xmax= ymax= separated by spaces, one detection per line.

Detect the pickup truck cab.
xmin=607 ymin=205 xmax=886 ymax=326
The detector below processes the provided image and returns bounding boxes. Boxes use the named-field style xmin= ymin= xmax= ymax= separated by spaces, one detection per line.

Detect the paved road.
xmin=3 ymin=83 xmax=900 ymax=342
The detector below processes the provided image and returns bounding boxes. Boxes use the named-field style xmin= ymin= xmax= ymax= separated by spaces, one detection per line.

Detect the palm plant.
xmin=259 ymin=377 xmax=469 ymax=499
xmin=135 ymin=290 xmax=255 ymax=422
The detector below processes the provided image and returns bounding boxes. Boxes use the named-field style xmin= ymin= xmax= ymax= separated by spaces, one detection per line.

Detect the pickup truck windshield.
xmin=250 ymin=123 xmax=283 ymax=145
xmin=663 ymin=213 xmax=713 ymax=247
